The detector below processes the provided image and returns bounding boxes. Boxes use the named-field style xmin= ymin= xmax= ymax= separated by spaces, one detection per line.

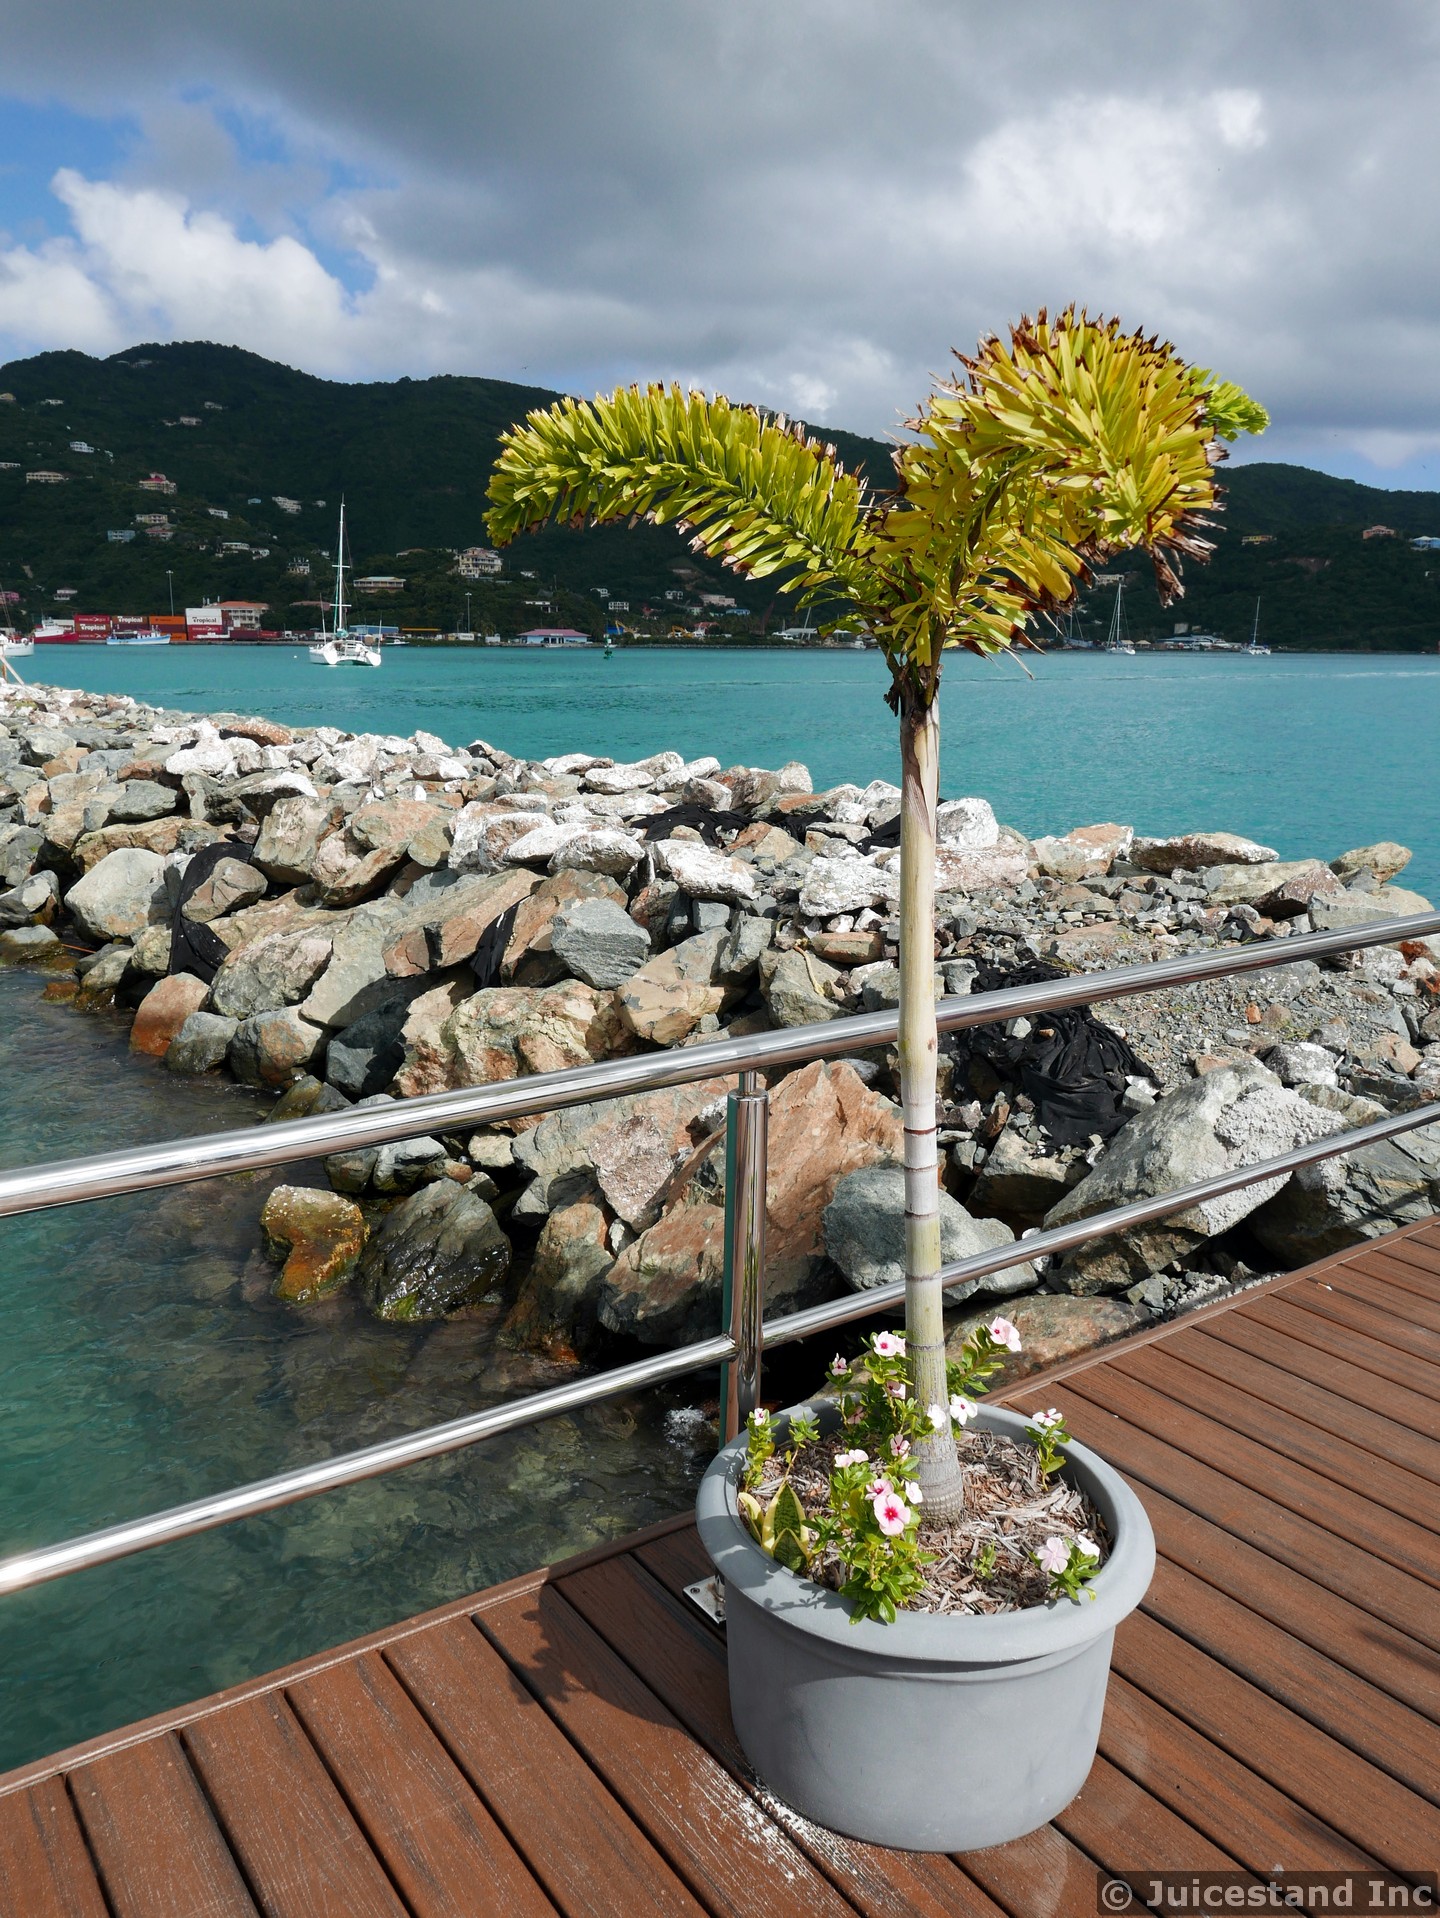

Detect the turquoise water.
xmin=0 ymin=972 xmax=711 ymax=1770
xmin=24 ymin=643 xmax=1440 ymax=897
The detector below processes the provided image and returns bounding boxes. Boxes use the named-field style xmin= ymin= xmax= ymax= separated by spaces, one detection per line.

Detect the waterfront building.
xmin=517 ymin=627 xmax=589 ymax=646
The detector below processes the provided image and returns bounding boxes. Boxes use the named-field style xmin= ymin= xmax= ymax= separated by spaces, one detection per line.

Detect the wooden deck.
xmin=3 ymin=1220 xmax=1440 ymax=1916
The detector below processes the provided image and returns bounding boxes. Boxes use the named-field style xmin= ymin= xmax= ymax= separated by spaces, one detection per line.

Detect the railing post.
xmin=720 ymin=1068 xmax=768 ymax=1442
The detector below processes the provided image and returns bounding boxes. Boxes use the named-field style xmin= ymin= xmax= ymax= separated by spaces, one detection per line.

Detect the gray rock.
xmin=251 ymin=796 xmax=336 ymax=883
xmin=0 ymin=870 xmax=58 ymax=927
xmin=182 ymin=857 xmax=268 ymax=923
xmin=227 ymin=1007 xmax=326 ymax=1087
xmin=0 ymin=924 xmax=62 ymax=961
xmin=371 ymin=1134 xmax=449 ymax=1192
xmin=550 ymin=894 xmax=651 ymax=989
xmin=1045 ymin=1061 xmax=1345 ymax=1294
xmin=760 ymin=947 xmax=843 ymax=1026
xmin=715 ymin=913 xmax=773 ymax=982
xmin=210 ymin=929 xmax=334 ymax=1020
xmin=324 ymin=1093 xmax=395 ymax=1193
xmin=1 ymin=827 xmax=43 ymax=887
xmin=164 ymin=1010 xmax=239 ymax=1074
xmin=967 ymin=1124 xmax=1085 ymax=1222
xmin=823 ymin=1164 xmax=1037 ymax=1300
xmin=357 ymin=1179 xmax=511 ymax=1321
xmin=1251 ymin=1121 xmax=1440 ymax=1264
xmin=1330 ymin=842 xmax=1411 ymax=883
xmin=298 ymin=906 xmax=407 ymax=1028
xmin=65 ymin=848 xmax=168 ymax=943
xmin=19 ymin=726 xmax=76 ymax=765
xmin=107 ymin=779 xmax=178 ymax=824
xmin=1264 ymin=1041 xmax=1340 ymax=1089
xmin=324 ymin=985 xmax=424 ymax=1098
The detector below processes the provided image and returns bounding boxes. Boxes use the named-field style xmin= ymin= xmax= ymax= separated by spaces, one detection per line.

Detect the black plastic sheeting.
xmin=168 ymin=838 xmax=241 ymax=984
xmin=639 ymin=803 xmax=729 ymax=845
xmin=948 ymin=959 xmax=1156 ymax=1147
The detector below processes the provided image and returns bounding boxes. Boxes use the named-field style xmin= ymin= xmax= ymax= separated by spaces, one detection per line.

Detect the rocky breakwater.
xmin=2 ymin=679 xmax=1437 ymax=1387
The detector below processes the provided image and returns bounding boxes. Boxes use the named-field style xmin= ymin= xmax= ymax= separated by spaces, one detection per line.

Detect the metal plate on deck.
xmin=684 ymin=1574 xmax=725 ymax=1627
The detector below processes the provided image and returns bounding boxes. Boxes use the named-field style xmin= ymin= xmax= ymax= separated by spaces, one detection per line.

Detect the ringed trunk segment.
xmin=898 ymin=696 xmax=965 ymax=1515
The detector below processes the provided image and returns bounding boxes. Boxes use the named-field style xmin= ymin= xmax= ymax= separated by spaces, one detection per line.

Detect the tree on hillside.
xmin=486 ymin=310 xmax=1266 ymax=1513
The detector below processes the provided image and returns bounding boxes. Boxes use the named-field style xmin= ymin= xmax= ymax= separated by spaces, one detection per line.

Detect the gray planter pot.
xmin=696 ymin=1398 xmax=1155 ymax=1852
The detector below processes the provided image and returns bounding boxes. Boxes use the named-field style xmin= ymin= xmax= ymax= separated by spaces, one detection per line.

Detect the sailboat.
xmin=0 ymin=586 xmax=33 ymax=662
xmin=1104 ymin=579 xmax=1136 ymax=654
xmin=1245 ymin=596 xmax=1271 ymax=657
xmin=310 ymin=503 xmax=381 ymax=667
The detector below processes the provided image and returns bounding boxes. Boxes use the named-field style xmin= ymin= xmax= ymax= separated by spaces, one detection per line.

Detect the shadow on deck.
xmin=3 ymin=1219 xmax=1439 ymax=1915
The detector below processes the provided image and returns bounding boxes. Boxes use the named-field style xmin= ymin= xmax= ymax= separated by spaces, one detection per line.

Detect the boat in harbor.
xmin=1245 ymin=596 xmax=1271 ymax=657
xmin=310 ymin=503 xmax=381 ymax=668
xmin=105 ymin=629 xmax=170 ymax=647
xmin=0 ymin=590 xmax=33 ymax=660
xmin=1103 ymin=579 xmax=1136 ymax=654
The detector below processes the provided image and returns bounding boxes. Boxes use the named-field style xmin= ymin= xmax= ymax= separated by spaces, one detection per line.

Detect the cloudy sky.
xmin=1 ymin=0 xmax=1438 ymax=487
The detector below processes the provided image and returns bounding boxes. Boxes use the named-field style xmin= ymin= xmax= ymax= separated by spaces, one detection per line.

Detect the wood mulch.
xmin=2 ymin=1215 xmax=1439 ymax=1915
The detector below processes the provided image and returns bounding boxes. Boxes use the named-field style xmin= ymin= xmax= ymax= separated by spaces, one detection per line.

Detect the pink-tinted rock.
xmin=129 ymin=972 xmax=210 ymax=1058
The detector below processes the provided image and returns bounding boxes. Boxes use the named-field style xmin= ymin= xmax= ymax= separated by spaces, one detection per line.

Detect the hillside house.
xmin=53 ymin=588 xmax=77 ymax=602
xmin=135 ymin=513 xmax=171 ymax=527
xmin=179 ymin=417 xmax=201 ymax=427
xmin=207 ymin=508 xmax=230 ymax=520
xmin=219 ymin=601 xmax=268 ymax=630
xmin=144 ymin=525 xmax=175 ymax=541
xmin=354 ymin=576 xmax=406 ymax=594
xmin=1412 ymin=536 xmax=1440 ymax=551
xmin=455 ymin=546 xmax=502 ymax=577
xmin=107 ymin=530 xmax=136 ymax=543
xmin=219 ymin=541 xmax=252 ymax=554
xmin=25 ymin=470 xmax=68 ymax=484
xmin=273 ymin=496 xmax=302 ymax=515
xmin=203 ymin=401 xmax=223 ymax=411
xmin=1241 ymin=534 xmax=1275 ymax=547
xmin=1362 ymin=524 xmax=1397 ymax=540
xmin=699 ymin=592 xmax=737 ymax=608
xmin=137 ymin=473 xmax=177 ymax=495
xmin=69 ymin=441 xmax=95 ymax=454
xmin=287 ymin=558 xmax=312 ymax=576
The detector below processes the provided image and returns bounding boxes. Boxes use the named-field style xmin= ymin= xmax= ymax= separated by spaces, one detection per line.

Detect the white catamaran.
xmin=310 ymin=503 xmax=381 ymax=667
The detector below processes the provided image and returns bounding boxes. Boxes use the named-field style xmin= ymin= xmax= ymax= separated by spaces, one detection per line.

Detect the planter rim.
xmin=697 ymin=1398 xmax=1156 ymax=1666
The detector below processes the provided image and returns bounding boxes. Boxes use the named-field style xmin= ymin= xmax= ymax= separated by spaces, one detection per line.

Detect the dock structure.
xmin=2 ymin=1220 xmax=1438 ymax=1915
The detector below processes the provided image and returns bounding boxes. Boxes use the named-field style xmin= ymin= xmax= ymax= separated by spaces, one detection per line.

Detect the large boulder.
xmin=357 ymin=1180 xmax=511 ymax=1321
xmin=550 ymin=894 xmax=651 ymax=989
xmin=967 ymin=1123 xmax=1086 ymax=1223
xmin=1045 ymin=1061 xmax=1345 ymax=1293
xmin=325 ymin=982 xmax=431 ymax=1098
xmin=823 ymin=1164 xmax=1037 ymax=1301
xmin=261 ymin=1185 xmax=367 ymax=1304
xmin=511 ymin=1077 xmax=731 ymax=1223
xmin=129 ymin=973 xmax=210 ymax=1059
xmin=396 ymin=979 xmax=622 ymax=1095
xmin=65 ymin=848 xmax=167 ymax=942
xmin=1031 ymin=824 xmax=1133 ymax=881
xmin=615 ymin=931 xmax=727 ymax=1045
xmin=599 ymin=1204 xmax=727 ymax=1345
xmin=1331 ymin=842 xmax=1412 ymax=884
xmin=179 ymin=857 xmax=268 ymax=924
xmin=759 ymin=947 xmax=844 ymax=1027
xmin=944 ymin=1291 xmax=1151 ymax=1387
xmin=164 ymin=1010 xmax=238 ymax=1074
xmin=1131 ymin=831 xmax=1279 ymax=874
xmin=798 ymin=855 xmax=896 ymax=918
xmin=653 ymin=838 xmax=757 ymax=906
xmin=380 ymin=868 xmax=538 ymax=977
xmin=228 ymin=1007 xmax=325 ymax=1087
xmin=1200 ymin=859 xmax=1332 ymax=907
xmin=210 ymin=929 xmax=334 ymax=1020
xmin=1251 ymin=1120 xmax=1440 ymax=1265
xmin=501 ymin=870 xmax=628 ymax=985
xmin=251 ymin=796 xmax=337 ymax=884
xmin=504 ymin=1197 xmax=613 ymax=1359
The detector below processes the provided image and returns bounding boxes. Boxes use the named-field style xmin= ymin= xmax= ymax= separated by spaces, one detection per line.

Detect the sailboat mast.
xmin=334 ymin=501 xmax=348 ymax=638
xmin=1250 ymin=596 xmax=1261 ymax=651
xmin=1107 ymin=580 xmax=1124 ymax=650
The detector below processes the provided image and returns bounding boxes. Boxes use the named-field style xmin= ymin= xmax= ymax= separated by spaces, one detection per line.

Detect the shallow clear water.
xmin=0 ymin=971 xmax=711 ymax=1770
xmin=24 ymin=643 xmax=1440 ymax=897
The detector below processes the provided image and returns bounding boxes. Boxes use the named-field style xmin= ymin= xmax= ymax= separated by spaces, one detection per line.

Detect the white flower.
xmin=889 ymin=1436 xmax=910 ymax=1459
xmin=1036 ymin=1535 xmax=1071 ymax=1575
xmin=927 ymin=1402 xmax=949 ymax=1430
xmin=829 ymin=1354 xmax=849 ymax=1377
xmin=749 ymin=1407 xmax=770 ymax=1427
xmin=872 ymin=1331 xmax=907 ymax=1359
xmin=988 ymin=1317 xmax=1022 ymax=1353
xmin=907 ymin=1482 xmax=924 ymax=1505
xmin=949 ymin=1394 xmax=978 ymax=1426
xmin=833 ymin=1448 xmax=869 ymax=1469
xmin=1076 ymin=1533 xmax=1100 ymax=1559
xmin=1031 ymin=1409 xmax=1065 ymax=1431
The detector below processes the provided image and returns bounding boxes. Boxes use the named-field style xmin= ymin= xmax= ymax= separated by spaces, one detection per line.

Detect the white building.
xmin=207 ymin=508 xmax=230 ymax=520
xmin=25 ymin=470 xmax=68 ymax=484
xmin=455 ymin=546 xmax=502 ymax=578
xmin=273 ymin=496 xmax=302 ymax=515
xmin=107 ymin=530 xmax=136 ymax=543
xmin=137 ymin=473 xmax=176 ymax=495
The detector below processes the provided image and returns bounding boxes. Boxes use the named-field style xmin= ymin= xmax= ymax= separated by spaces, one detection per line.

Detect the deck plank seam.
xmin=168 ymin=1724 xmax=277 ymax=1918
xmin=1236 ymin=1296 xmax=1440 ymax=1404
xmin=1054 ymin=1367 xmax=1440 ymax=1591
xmin=380 ymin=1622 xmax=705 ymax=1918
xmin=59 ymin=1773 xmax=117 ymax=1918
xmin=1108 ymin=1342 xmax=1440 ymax=1515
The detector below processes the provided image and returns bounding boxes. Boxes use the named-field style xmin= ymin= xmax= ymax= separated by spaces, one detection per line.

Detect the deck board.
xmin=2 ymin=1218 xmax=1439 ymax=1915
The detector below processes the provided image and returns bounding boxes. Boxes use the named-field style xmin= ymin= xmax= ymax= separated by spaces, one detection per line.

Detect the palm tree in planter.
xmin=487 ymin=310 xmax=1266 ymax=1518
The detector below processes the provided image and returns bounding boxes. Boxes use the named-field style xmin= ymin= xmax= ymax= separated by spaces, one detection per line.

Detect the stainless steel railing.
xmin=0 ymin=907 xmax=1436 ymax=1597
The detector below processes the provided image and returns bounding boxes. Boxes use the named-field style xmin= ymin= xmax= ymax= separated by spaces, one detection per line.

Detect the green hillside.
xmin=0 ymin=340 xmax=1436 ymax=649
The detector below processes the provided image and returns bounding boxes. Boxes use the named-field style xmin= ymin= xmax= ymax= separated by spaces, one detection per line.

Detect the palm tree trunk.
xmin=898 ymin=693 xmax=966 ymax=1515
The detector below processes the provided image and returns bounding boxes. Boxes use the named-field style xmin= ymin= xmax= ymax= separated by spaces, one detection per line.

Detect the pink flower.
xmin=865 ymin=1476 xmax=895 ymax=1500
xmin=889 ymin=1436 xmax=910 ymax=1459
xmin=1036 ymin=1535 xmax=1071 ymax=1575
xmin=884 ymin=1381 xmax=907 ymax=1400
xmin=949 ymin=1394 xmax=977 ymax=1426
xmin=988 ymin=1317 xmax=1022 ymax=1353
xmin=872 ymin=1490 xmax=910 ymax=1537
xmin=829 ymin=1354 xmax=849 ymax=1377
xmin=833 ymin=1448 xmax=869 ymax=1469
xmin=872 ymin=1331 xmax=907 ymax=1359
